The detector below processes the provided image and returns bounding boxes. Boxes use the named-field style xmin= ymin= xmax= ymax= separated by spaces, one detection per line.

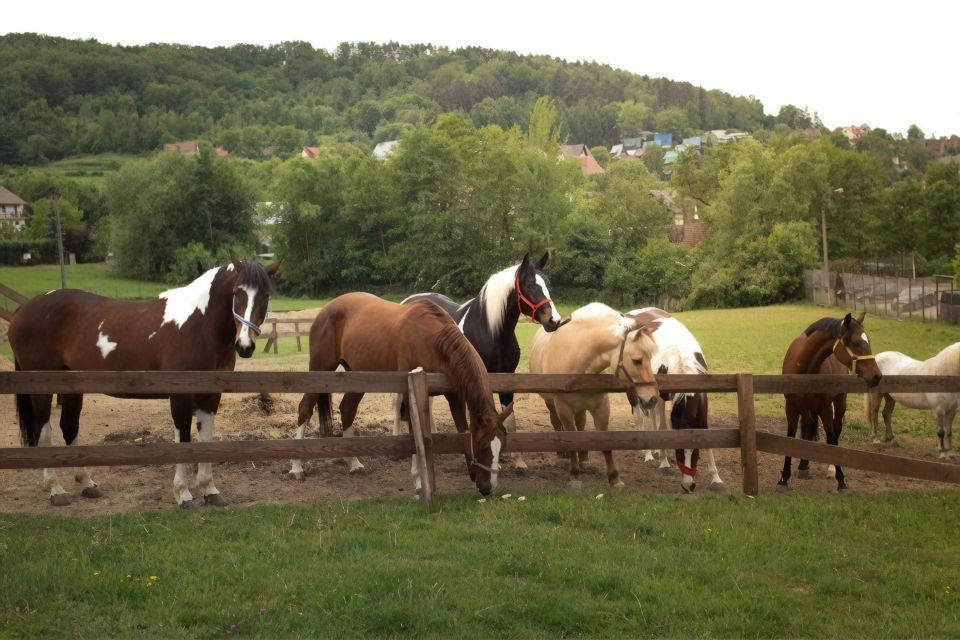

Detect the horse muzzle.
xmin=235 ymin=342 xmax=256 ymax=358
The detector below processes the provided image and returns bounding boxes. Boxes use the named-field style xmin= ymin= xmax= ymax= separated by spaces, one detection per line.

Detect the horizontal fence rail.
xmin=2 ymin=371 xmax=959 ymax=504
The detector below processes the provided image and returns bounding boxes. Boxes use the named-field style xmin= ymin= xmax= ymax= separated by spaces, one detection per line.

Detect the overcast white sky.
xmin=6 ymin=0 xmax=960 ymax=137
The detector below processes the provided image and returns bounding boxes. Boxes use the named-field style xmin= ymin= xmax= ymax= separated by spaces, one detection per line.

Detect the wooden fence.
xmin=261 ymin=318 xmax=312 ymax=354
xmin=0 ymin=282 xmax=27 ymax=322
xmin=1 ymin=371 xmax=959 ymax=505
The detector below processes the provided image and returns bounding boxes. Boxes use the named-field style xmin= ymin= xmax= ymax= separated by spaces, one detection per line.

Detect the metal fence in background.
xmin=804 ymin=270 xmax=959 ymax=324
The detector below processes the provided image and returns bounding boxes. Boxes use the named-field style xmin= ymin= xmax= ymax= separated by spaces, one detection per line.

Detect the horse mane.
xmin=478 ymin=263 xmax=518 ymax=337
xmin=426 ymin=305 xmax=497 ymax=430
xmin=803 ymin=317 xmax=844 ymax=339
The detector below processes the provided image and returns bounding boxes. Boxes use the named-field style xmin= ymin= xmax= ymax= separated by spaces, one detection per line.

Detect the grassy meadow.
xmin=1 ymin=491 xmax=958 ymax=638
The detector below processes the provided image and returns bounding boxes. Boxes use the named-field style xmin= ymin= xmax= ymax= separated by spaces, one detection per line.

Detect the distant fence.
xmin=1 ymin=370 xmax=959 ymax=506
xmin=804 ymin=270 xmax=959 ymax=324
xmin=261 ymin=318 xmax=313 ymax=354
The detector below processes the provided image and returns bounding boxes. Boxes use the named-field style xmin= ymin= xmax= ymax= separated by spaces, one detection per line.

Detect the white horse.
xmin=867 ymin=342 xmax=960 ymax=458
xmin=626 ymin=307 xmax=725 ymax=492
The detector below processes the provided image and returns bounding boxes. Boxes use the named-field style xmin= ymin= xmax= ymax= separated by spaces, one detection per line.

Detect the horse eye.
xmin=632 ymin=358 xmax=643 ymax=366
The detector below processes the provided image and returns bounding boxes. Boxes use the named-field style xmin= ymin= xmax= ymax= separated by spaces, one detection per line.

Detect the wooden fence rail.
xmin=2 ymin=370 xmax=959 ymax=505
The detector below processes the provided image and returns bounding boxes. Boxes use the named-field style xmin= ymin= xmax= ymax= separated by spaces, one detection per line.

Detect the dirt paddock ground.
xmin=1 ymin=356 xmax=955 ymax=517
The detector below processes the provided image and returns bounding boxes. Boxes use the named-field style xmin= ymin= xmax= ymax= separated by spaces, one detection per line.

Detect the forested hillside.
xmin=0 ymin=33 xmax=769 ymax=164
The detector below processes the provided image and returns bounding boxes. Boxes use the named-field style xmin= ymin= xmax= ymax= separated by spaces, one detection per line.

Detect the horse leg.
xmin=339 ymin=393 xmax=366 ymax=474
xmin=59 ymin=394 xmax=100 ymax=499
xmin=574 ymin=408 xmax=590 ymax=466
xmin=554 ymin=401 xmax=581 ymax=487
xmin=32 ymin=394 xmax=70 ymax=506
xmin=867 ymin=391 xmax=882 ymax=444
xmin=825 ymin=397 xmax=846 ymax=491
xmin=656 ymin=398 xmax=672 ymax=473
xmin=288 ymin=393 xmax=317 ymax=481
xmin=778 ymin=401 xmax=801 ymax=489
xmin=943 ymin=408 xmax=956 ymax=459
xmin=545 ymin=396 xmax=568 ymax=462
xmin=703 ymin=449 xmax=725 ymax=491
xmin=500 ymin=392 xmax=527 ymax=475
xmin=195 ymin=394 xmax=226 ymax=506
xmin=797 ymin=409 xmax=817 ymax=479
xmin=633 ymin=396 xmax=658 ymax=465
xmin=170 ymin=394 xmax=197 ymax=508
xmin=593 ymin=397 xmax=622 ymax=487
xmin=881 ymin=395 xmax=896 ymax=443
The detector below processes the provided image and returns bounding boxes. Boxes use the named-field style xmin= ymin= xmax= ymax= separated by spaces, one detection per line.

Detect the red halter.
xmin=676 ymin=459 xmax=698 ymax=477
xmin=515 ymin=273 xmax=552 ymax=320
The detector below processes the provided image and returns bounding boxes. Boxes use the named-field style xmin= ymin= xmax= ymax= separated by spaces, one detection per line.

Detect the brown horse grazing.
xmin=779 ymin=312 xmax=882 ymax=491
xmin=290 ymin=292 xmax=511 ymax=496
xmin=11 ymin=259 xmax=280 ymax=508
xmin=530 ymin=303 xmax=661 ymax=488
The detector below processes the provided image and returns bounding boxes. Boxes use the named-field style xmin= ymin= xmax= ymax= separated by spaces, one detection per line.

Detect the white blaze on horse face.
xmin=490 ymin=436 xmax=502 ymax=489
xmin=861 ymin=332 xmax=870 ymax=344
xmin=159 ymin=266 xmax=220 ymax=329
xmin=236 ymin=285 xmax=258 ymax=348
xmin=534 ymin=274 xmax=562 ymax=323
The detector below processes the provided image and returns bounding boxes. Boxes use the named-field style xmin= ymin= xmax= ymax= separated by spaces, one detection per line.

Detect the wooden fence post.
xmin=407 ymin=367 xmax=436 ymax=505
xmin=294 ymin=322 xmax=302 ymax=352
xmin=737 ymin=373 xmax=759 ymax=497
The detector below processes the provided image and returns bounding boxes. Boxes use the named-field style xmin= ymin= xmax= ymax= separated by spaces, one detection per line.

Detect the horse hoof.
xmin=797 ymin=469 xmax=810 ymax=479
xmin=659 ymin=467 xmax=673 ymax=476
xmin=286 ymin=470 xmax=305 ymax=482
xmin=348 ymin=464 xmax=365 ymax=475
xmin=612 ymin=480 xmax=625 ymax=488
xmin=681 ymin=483 xmax=696 ymax=494
xmin=178 ymin=499 xmax=200 ymax=510
xmin=709 ymin=482 xmax=726 ymax=493
xmin=50 ymin=493 xmax=72 ymax=507
xmin=644 ymin=458 xmax=660 ymax=468
xmin=203 ymin=494 xmax=227 ymax=507
xmin=775 ymin=483 xmax=792 ymax=493
xmin=81 ymin=486 xmax=103 ymax=499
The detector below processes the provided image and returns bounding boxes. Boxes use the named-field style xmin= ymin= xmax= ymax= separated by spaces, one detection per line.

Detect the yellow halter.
xmin=833 ymin=337 xmax=875 ymax=375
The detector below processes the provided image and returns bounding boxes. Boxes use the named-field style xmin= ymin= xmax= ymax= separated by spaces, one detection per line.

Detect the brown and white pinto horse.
xmin=289 ymin=292 xmax=512 ymax=496
xmin=530 ymin=303 xmax=661 ymax=487
xmin=779 ymin=312 xmax=882 ymax=491
xmin=627 ymin=307 xmax=724 ymax=493
xmin=11 ymin=259 xmax=280 ymax=508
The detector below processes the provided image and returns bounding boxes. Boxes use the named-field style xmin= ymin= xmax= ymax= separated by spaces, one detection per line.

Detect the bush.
xmin=166 ymin=241 xmax=216 ymax=284
xmin=0 ymin=239 xmax=55 ymax=265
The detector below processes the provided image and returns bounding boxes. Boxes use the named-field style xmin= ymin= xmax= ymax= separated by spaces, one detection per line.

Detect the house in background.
xmin=559 ymin=143 xmax=605 ymax=175
xmin=650 ymin=189 xmax=704 ymax=247
xmin=373 ymin=140 xmax=399 ymax=160
xmin=924 ymin=135 xmax=960 ymax=156
xmin=0 ymin=186 xmax=28 ymax=231
xmin=841 ymin=125 xmax=870 ymax=144
xmin=301 ymin=146 xmax=321 ymax=159
xmin=163 ymin=140 xmax=200 ymax=154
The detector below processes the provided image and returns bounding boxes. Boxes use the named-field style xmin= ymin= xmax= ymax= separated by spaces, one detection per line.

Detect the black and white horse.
xmin=384 ymin=253 xmax=563 ymax=475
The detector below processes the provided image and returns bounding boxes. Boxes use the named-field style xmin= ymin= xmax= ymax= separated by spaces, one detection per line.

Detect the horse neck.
xmin=203 ymin=273 xmax=239 ymax=345
xmin=794 ymin=331 xmax=836 ymax=374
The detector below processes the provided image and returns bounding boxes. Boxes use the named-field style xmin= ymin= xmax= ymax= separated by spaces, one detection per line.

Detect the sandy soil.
xmin=1 ymin=353 xmax=956 ymax=517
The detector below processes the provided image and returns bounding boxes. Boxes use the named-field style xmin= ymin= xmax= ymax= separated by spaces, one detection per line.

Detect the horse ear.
xmin=497 ymin=402 xmax=515 ymax=426
xmin=519 ymin=253 xmax=531 ymax=270
xmin=536 ymin=251 xmax=549 ymax=270
xmin=266 ymin=257 xmax=283 ymax=277
xmin=229 ymin=250 xmax=243 ymax=274
xmin=855 ymin=311 xmax=866 ymax=324
xmin=841 ymin=312 xmax=853 ymax=331
xmin=640 ymin=320 xmax=662 ymax=335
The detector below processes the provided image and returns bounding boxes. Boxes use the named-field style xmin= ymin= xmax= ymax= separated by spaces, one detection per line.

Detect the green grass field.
xmin=31 ymin=153 xmax=141 ymax=187
xmin=1 ymin=491 xmax=958 ymax=638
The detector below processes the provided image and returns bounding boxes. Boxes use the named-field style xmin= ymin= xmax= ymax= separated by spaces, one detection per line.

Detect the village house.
xmin=0 ymin=186 xmax=28 ymax=231
xmin=650 ymin=189 xmax=704 ymax=247
xmin=301 ymin=146 xmax=321 ymax=159
xmin=373 ymin=140 xmax=399 ymax=160
xmin=558 ymin=143 xmax=605 ymax=175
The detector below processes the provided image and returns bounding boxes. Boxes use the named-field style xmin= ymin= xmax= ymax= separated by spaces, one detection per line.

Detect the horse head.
xmin=229 ymin=257 xmax=281 ymax=358
xmin=832 ymin=311 xmax=882 ymax=388
xmin=515 ymin=252 xmax=563 ymax=332
xmin=467 ymin=403 xmax=512 ymax=496
xmin=614 ymin=319 xmax=662 ymax=413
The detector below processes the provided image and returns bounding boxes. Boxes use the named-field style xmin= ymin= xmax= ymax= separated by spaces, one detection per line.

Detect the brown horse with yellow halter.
xmin=779 ymin=312 xmax=882 ymax=491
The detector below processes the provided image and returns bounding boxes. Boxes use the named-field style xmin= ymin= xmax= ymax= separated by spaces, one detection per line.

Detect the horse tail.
xmin=13 ymin=359 xmax=38 ymax=447
xmin=316 ymin=393 xmax=334 ymax=437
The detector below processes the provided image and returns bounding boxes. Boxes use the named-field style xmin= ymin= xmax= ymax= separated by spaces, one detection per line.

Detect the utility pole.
xmin=820 ymin=187 xmax=843 ymax=307
xmin=54 ymin=196 xmax=66 ymax=289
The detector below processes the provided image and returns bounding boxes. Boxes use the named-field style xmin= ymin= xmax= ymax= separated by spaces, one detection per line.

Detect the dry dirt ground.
xmin=1 ymin=352 xmax=956 ymax=517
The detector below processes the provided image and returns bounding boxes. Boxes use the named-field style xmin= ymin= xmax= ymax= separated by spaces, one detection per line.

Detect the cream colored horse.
xmin=530 ymin=303 xmax=661 ymax=487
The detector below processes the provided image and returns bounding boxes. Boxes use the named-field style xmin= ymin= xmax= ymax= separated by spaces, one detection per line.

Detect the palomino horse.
xmin=867 ymin=342 xmax=960 ymax=458
xmin=627 ymin=307 xmax=724 ymax=493
xmin=398 ymin=252 xmax=563 ymax=474
xmin=10 ymin=259 xmax=280 ymax=508
xmin=779 ymin=312 xmax=882 ymax=491
xmin=530 ymin=303 xmax=661 ymax=487
xmin=289 ymin=292 xmax=511 ymax=496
